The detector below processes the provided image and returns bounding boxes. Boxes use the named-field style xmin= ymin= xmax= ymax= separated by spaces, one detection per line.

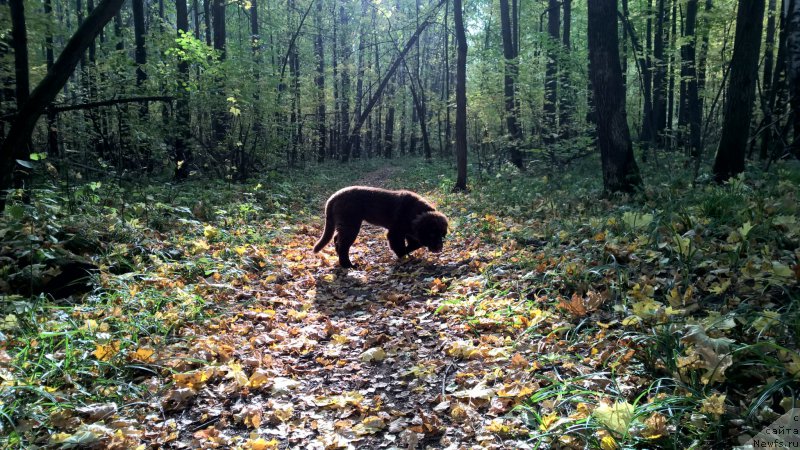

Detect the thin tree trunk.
xmin=45 ymin=0 xmax=59 ymax=156
xmin=339 ymin=3 xmax=351 ymax=162
xmin=759 ymin=0 xmax=778 ymax=159
xmin=682 ymin=0 xmax=702 ymax=166
xmin=499 ymin=0 xmax=523 ymax=168
xmin=315 ymin=0 xmax=325 ymax=163
xmin=560 ymin=0 xmax=573 ymax=137
xmin=652 ymin=0 xmax=668 ymax=145
xmin=174 ymin=0 xmax=191 ymax=180
xmin=353 ymin=0 xmax=367 ymax=159
xmin=453 ymin=0 xmax=468 ymax=192
xmin=211 ymin=0 xmax=227 ymax=142
xmin=785 ymin=0 xmax=800 ymax=157
xmin=640 ymin=0 xmax=655 ymax=146
xmin=443 ymin=0 xmax=451 ymax=156
xmin=9 ymin=0 xmax=30 ymax=111
xmin=543 ymin=0 xmax=559 ymax=148
xmin=588 ymin=0 xmax=642 ymax=193
xmin=712 ymin=0 xmax=765 ymax=181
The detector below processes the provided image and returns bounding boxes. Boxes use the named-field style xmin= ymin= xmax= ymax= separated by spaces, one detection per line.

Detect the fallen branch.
xmin=49 ymin=96 xmax=174 ymax=113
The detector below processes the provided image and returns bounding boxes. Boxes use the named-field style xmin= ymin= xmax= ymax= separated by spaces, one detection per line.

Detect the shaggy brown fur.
xmin=313 ymin=186 xmax=449 ymax=268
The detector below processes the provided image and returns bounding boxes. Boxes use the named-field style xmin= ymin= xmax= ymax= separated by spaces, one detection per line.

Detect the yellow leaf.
xmin=131 ymin=347 xmax=155 ymax=363
xmin=360 ymin=347 xmax=386 ymax=362
xmin=93 ymin=341 xmax=121 ymax=361
xmin=225 ymin=363 xmax=249 ymax=388
xmin=539 ymin=412 xmax=560 ymax=431
xmin=245 ymin=438 xmax=279 ymax=450
xmin=699 ymin=393 xmax=726 ymax=417
xmin=621 ymin=315 xmax=642 ymax=326
xmin=593 ymin=401 xmax=634 ymax=436
xmin=249 ymin=369 xmax=271 ymax=388
xmin=600 ymin=434 xmax=619 ymax=450
xmin=631 ymin=299 xmax=663 ymax=320
xmin=271 ymin=402 xmax=294 ymax=422
xmin=173 ymin=368 xmax=215 ymax=390
xmin=203 ymin=225 xmax=219 ymax=239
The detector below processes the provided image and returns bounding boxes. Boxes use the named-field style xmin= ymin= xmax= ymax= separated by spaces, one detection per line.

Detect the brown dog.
xmin=313 ymin=186 xmax=448 ymax=268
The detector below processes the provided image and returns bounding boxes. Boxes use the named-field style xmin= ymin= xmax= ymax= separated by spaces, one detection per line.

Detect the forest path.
xmin=163 ymin=167 xmax=519 ymax=449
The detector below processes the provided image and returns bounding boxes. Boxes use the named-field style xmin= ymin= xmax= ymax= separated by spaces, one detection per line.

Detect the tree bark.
xmin=132 ymin=0 xmax=147 ymax=119
xmin=786 ymin=0 xmax=800 ymax=157
xmin=712 ymin=0 xmax=765 ymax=181
xmin=339 ymin=3 xmax=352 ymax=162
xmin=174 ymin=0 xmax=191 ymax=180
xmin=560 ymin=0 xmax=573 ymax=137
xmin=587 ymin=0 xmax=642 ymax=193
xmin=682 ymin=0 xmax=702 ymax=164
xmin=499 ymin=0 xmax=523 ymax=168
xmin=652 ymin=0 xmax=668 ymax=144
xmin=45 ymin=0 xmax=59 ymax=156
xmin=543 ymin=0 xmax=559 ymax=147
xmin=315 ymin=0 xmax=326 ymax=163
xmin=0 ymin=0 xmax=125 ymax=209
xmin=9 ymin=0 xmax=29 ymax=111
xmin=211 ymin=0 xmax=227 ymax=142
xmin=759 ymin=0 xmax=778 ymax=160
xmin=453 ymin=0 xmax=468 ymax=192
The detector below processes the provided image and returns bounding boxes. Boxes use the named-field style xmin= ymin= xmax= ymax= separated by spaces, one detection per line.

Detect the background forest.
xmin=1 ymin=0 xmax=800 ymax=448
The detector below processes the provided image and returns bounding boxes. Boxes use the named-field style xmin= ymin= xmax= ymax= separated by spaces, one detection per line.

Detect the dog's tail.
xmin=313 ymin=205 xmax=335 ymax=253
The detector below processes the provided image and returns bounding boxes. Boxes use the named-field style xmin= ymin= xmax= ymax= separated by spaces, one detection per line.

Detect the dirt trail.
xmin=165 ymin=167 xmax=495 ymax=448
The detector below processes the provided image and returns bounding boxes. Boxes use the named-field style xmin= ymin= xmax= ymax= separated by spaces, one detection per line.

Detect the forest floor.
xmin=1 ymin=156 xmax=799 ymax=449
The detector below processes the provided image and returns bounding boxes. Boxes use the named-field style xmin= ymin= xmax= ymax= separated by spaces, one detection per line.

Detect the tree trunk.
xmin=443 ymin=0 xmax=452 ymax=156
xmin=683 ymin=0 xmax=703 ymax=164
xmin=786 ymin=0 xmax=800 ymax=157
xmin=132 ymin=0 xmax=147 ymax=119
xmin=211 ymin=0 xmax=227 ymax=142
xmin=587 ymin=0 xmax=642 ymax=193
xmin=384 ymin=75 xmax=396 ymax=158
xmin=0 ymin=0 xmax=125 ymax=210
xmin=45 ymin=0 xmax=59 ymax=156
xmin=453 ymin=0 xmax=468 ymax=192
xmin=339 ymin=3 xmax=352 ymax=162
xmin=640 ymin=0 xmax=655 ymax=146
xmin=759 ymin=0 xmax=778 ymax=160
xmin=712 ymin=0 xmax=765 ymax=181
xmin=9 ymin=0 xmax=29 ymax=111
xmin=543 ymin=0 xmax=559 ymax=147
xmin=174 ymin=0 xmax=191 ymax=180
xmin=315 ymin=0 xmax=326 ymax=163
xmin=560 ymin=0 xmax=573 ymax=137
xmin=499 ymin=0 xmax=523 ymax=168
xmin=353 ymin=0 xmax=367 ymax=159
xmin=652 ymin=0 xmax=668 ymax=145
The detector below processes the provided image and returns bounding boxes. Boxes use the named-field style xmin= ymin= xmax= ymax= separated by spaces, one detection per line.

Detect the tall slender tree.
xmin=499 ymin=0 xmax=523 ymax=168
xmin=543 ymin=0 xmax=559 ymax=148
xmin=712 ymin=0 xmax=765 ymax=181
xmin=453 ymin=0 xmax=467 ymax=192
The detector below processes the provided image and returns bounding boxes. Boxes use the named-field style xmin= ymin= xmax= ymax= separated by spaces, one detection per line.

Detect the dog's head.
xmin=412 ymin=211 xmax=448 ymax=253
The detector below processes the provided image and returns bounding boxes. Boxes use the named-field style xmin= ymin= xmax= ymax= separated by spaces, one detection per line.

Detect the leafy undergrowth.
xmin=1 ymin=156 xmax=799 ymax=449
